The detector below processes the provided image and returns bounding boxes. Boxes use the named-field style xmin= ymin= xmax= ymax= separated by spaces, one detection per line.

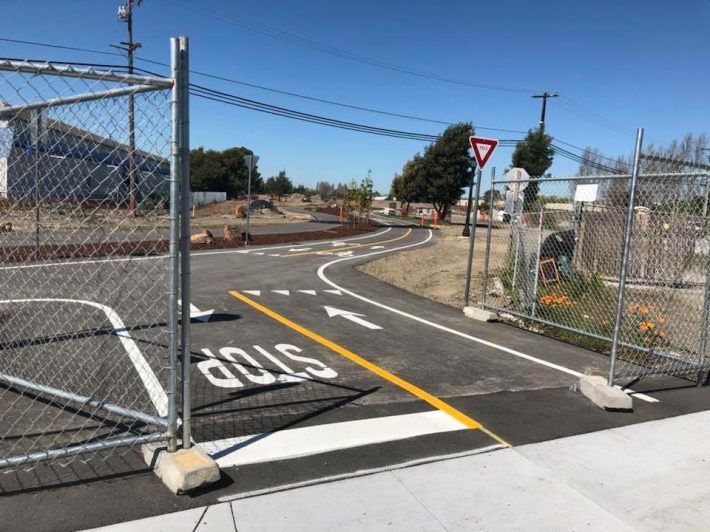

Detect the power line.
xmin=0 ymin=35 xmax=633 ymax=135
xmin=164 ymin=0 xmax=537 ymax=94
xmin=192 ymin=84 xmax=525 ymax=146
xmin=0 ymin=36 xmax=527 ymax=134
xmin=553 ymin=138 xmax=626 ymax=165
xmin=0 ymin=45 xmax=623 ymax=165
xmin=0 ymin=37 xmax=121 ymax=57
xmin=190 ymin=84 xmax=440 ymax=142
xmin=556 ymin=95 xmax=631 ymax=134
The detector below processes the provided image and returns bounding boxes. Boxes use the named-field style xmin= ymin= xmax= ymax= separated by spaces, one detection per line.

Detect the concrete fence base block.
xmin=142 ymin=442 xmax=221 ymax=494
xmin=579 ymin=375 xmax=633 ymax=411
xmin=463 ymin=306 xmax=498 ymax=322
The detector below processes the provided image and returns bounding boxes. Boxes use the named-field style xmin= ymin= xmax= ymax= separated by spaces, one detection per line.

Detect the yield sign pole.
xmin=463 ymin=136 xmax=499 ymax=308
xmin=464 ymin=136 xmax=499 ymax=236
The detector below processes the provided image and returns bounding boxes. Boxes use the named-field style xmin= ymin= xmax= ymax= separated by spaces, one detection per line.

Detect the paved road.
xmin=1 ymin=224 xmax=708 ymax=531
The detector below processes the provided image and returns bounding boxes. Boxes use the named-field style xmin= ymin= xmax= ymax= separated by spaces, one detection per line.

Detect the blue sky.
xmin=1 ymin=0 xmax=708 ymax=193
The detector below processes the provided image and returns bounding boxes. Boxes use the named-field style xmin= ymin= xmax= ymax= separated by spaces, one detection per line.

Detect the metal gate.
xmin=0 ymin=37 xmax=192 ymax=471
xmin=474 ymin=129 xmax=710 ymax=386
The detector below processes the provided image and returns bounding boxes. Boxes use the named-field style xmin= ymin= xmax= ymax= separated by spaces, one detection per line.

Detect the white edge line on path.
xmin=0 ymin=298 xmax=169 ymax=416
xmin=316 ymin=230 xmax=658 ymax=404
xmin=217 ymin=441 xmax=505 ymax=502
xmin=202 ymin=410 xmax=467 ymax=468
xmin=0 ymin=228 xmax=392 ymax=271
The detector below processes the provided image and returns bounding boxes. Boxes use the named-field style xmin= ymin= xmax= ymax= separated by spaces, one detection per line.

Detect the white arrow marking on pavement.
xmin=298 ymin=290 xmax=317 ymax=296
xmin=243 ymin=290 xmax=261 ymax=296
xmin=178 ymin=299 xmax=214 ymax=322
xmin=324 ymin=289 xmax=342 ymax=296
xmin=370 ymin=245 xmax=385 ymax=250
xmin=324 ymin=305 xmax=383 ymax=330
xmin=289 ymin=247 xmax=312 ymax=252
xmin=272 ymin=290 xmax=290 ymax=296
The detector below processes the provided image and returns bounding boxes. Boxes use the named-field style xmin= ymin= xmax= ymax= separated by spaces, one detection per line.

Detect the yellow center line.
xmin=285 ymin=228 xmax=413 ymax=257
xmin=228 ymin=290 xmax=512 ymax=448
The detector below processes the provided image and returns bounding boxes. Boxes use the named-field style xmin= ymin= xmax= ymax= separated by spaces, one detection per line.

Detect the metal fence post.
xmin=166 ymin=37 xmax=181 ymax=453
xmin=463 ymin=168 xmax=483 ymax=307
xmin=530 ymin=206 xmax=545 ymax=317
xmin=697 ymin=258 xmax=710 ymax=383
xmin=30 ymin=110 xmax=43 ymax=258
xmin=178 ymin=36 xmax=192 ymax=449
xmin=481 ymin=167 xmax=495 ymax=305
xmin=608 ymin=128 xmax=644 ymax=386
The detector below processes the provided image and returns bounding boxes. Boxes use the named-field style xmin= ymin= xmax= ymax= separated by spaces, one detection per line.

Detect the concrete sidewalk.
xmin=87 ymin=410 xmax=710 ymax=531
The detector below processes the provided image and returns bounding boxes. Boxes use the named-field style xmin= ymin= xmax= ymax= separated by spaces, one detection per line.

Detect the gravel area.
xmin=358 ymin=225 xmax=509 ymax=309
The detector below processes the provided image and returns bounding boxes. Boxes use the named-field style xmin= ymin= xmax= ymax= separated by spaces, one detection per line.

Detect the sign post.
xmin=463 ymin=137 xmax=499 ymax=306
xmin=243 ymin=154 xmax=259 ymax=246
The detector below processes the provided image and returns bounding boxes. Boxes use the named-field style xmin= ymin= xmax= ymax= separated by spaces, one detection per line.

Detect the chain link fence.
xmin=0 ymin=38 xmax=190 ymax=473
xmin=477 ymin=129 xmax=710 ymax=387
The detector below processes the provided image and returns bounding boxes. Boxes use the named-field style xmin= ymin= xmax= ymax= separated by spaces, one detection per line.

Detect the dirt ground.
xmin=358 ymin=225 xmax=509 ymax=309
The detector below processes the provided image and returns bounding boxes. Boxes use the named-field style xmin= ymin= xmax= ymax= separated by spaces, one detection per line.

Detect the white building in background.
xmin=0 ymin=106 xmax=169 ymax=202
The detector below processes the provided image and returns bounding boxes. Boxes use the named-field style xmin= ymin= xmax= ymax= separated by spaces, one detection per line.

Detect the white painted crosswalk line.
xmin=242 ymin=290 xmax=261 ymax=296
xmin=272 ymin=290 xmax=290 ymax=296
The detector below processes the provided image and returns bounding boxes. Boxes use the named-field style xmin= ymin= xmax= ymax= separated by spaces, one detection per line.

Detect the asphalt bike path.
xmin=3 ymin=223 xmax=708 ymax=532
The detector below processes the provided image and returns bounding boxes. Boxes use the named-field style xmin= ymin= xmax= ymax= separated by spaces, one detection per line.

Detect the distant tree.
xmin=479 ymin=188 xmax=503 ymax=215
xmin=264 ymin=170 xmax=293 ymax=197
xmin=315 ymin=181 xmax=335 ymax=201
xmin=420 ymin=122 xmax=475 ymax=220
xmin=191 ymin=148 xmax=226 ymax=192
xmin=341 ymin=180 xmax=359 ymax=225
xmin=356 ymin=172 xmax=374 ymax=222
xmin=293 ymin=184 xmax=316 ymax=198
xmin=510 ymin=129 xmax=554 ymax=208
xmin=391 ymin=153 xmax=425 ymax=215
xmin=582 ymin=132 xmax=710 ymax=211
xmin=190 ymin=146 xmax=261 ymax=198
xmin=335 ymin=182 xmax=349 ymax=198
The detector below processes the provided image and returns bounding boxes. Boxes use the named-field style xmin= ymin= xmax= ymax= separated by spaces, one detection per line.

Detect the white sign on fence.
xmin=574 ymin=184 xmax=599 ymax=202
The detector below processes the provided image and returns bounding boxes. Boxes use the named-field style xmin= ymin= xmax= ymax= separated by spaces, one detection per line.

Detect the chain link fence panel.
xmin=478 ymin=136 xmax=710 ymax=386
xmin=0 ymin=59 xmax=180 ymax=471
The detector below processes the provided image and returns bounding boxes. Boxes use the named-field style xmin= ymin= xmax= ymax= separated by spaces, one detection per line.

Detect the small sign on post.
xmin=469 ymin=136 xmax=499 ymax=170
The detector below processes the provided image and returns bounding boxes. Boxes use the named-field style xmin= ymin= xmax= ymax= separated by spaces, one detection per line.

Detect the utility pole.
xmin=532 ymin=92 xmax=558 ymax=131
xmin=115 ymin=0 xmax=142 ymax=216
